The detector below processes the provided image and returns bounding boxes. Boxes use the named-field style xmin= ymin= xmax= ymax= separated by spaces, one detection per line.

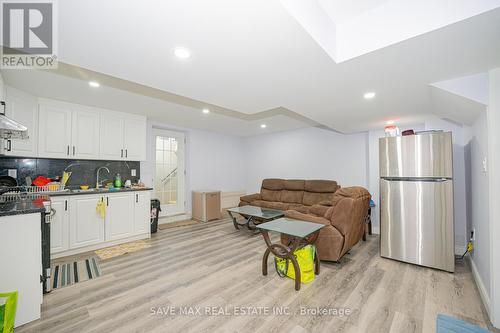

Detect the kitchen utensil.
xmin=62 ymin=171 xmax=72 ymax=186
xmin=124 ymin=180 xmax=131 ymax=188
xmin=33 ymin=176 xmax=51 ymax=187
xmin=80 ymin=185 xmax=90 ymax=190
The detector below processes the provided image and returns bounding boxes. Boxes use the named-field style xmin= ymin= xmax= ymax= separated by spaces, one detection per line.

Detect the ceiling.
xmin=2 ymin=0 xmax=500 ymax=135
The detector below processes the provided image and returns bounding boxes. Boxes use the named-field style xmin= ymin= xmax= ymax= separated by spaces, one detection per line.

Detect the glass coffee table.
xmin=226 ymin=205 xmax=284 ymax=231
xmin=257 ymin=218 xmax=325 ymax=291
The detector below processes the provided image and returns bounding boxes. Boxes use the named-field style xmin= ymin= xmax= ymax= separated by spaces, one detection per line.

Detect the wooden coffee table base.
xmin=261 ymin=230 xmax=321 ymax=291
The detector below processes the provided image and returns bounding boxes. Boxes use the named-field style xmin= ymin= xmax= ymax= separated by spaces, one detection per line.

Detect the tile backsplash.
xmin=0 ymin=157 xmax=141 ymax=187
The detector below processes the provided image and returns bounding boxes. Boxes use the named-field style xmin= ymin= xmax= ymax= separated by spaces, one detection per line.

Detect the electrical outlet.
xmin=8 ymin=169 xmax=17 ymax=179
xmin=131 ymin=169 xmax=136 ymax=177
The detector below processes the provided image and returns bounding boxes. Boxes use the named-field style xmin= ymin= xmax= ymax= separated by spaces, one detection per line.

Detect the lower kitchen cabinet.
xmin=69 ymin=195 xmax=105 ymax=249
xmin=51 ymin=191 xmax=151 ymax=258
xmin=105 ymin=193 xmax=135 ymax=241
xmin=49 ymin=197 xmax=70 ymax=254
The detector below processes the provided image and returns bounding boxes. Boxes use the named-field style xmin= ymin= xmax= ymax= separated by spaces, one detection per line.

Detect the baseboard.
xmin=159 ymin=213 xmax=192 ymax=224
xmin=470 ymin=257 xmax=491 ymax=317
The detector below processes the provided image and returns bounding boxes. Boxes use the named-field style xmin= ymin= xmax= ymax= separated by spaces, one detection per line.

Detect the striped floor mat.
xmin=52 ymin=256 xmax=102 ymax=290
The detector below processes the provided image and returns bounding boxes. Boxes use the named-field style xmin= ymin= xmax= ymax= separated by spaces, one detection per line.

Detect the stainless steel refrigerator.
xmin=379 ymin=131 xmax=454 ymax=272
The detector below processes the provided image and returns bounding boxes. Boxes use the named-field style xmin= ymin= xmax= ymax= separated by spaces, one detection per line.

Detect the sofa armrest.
xmin=284 ymin=210 xmax=331 ymax=226
xmin=240 ymin=193 xmax=261 ymax=203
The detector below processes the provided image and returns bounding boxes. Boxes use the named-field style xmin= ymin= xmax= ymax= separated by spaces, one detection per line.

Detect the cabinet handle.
xmin=106 ymin=197 xmax=109 ymax=206
xmin=67 ymin=145 xmax=70 ymax=155
xmin=136 ymin=194 xmax=138 ymax=203
xmin=125 ymin=149 xmax=128 ymax=158
xmin=72 ymin=146 xmax=75 ymax=155
xmin=121 ymin=149 xmax=123 ymax=158
xmin=65 ymin=200 xmax=67 ymax=211
xmin=6 ymin=139 xmax=11 ymax=152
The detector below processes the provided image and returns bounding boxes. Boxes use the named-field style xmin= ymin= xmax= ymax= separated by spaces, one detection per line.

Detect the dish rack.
xmin=2 ymin=184 xmax=68 ymax=195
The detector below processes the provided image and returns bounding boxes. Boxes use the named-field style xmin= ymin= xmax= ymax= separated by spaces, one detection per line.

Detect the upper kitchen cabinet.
xmin=71 ymin=107 xmax=100 ymax=159
xmin=38 ymin=100 xmax=101 ymax=159
xmin=38 ymin=103 xmax=72 ymax=158
xmin=3 ymin=87 xmax=39 ymax=157
xmin=100 ymin=112 xmax=146 ymax=161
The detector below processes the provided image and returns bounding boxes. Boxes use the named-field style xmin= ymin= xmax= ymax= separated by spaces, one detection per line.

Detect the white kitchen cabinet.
xmin=134 ymin=191 xmax=151 ymax=234
xmin=123 ymin=116 xmax=147 ymax=161
xmin=105 ymin=193 xmax=135 ymax=241
xmin=71 ymin=108 xmax=100 ymax=159
xmin=38 ymin=104 xmax=72 ymax=158
xmin=49 ymin=197 xmax=70 ymax=254
xmin=100 ymin=112 xmax=125 ymax=160
xmin=100 ymin=112 xmax=146 ymax=161
xmin=69 ymin=195 xmax=105 ymax=249
xmin=3 ymin=87 xmax=38 ymax=157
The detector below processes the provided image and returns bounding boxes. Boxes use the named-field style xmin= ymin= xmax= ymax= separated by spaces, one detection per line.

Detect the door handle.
xmin=72 ymin=146 xmax=75 ymax=156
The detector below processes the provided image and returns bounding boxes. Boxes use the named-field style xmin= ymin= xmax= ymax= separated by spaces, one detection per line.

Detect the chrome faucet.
xmin=96 ymin=166 xmax=110 ymax=189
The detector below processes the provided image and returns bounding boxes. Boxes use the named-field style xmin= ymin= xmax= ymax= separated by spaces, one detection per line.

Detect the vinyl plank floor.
xmin=17 ymin=218 xmax=498 ymax=333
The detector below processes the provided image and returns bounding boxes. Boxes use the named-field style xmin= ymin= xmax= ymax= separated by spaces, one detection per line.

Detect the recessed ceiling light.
xmin=174 ymin=47 xmax=191 ymax=59
xmin=364 ymin=92 xmax=376 ymax=99
xmin=88 ymin=81 xmax=100 ymax=88
xmin=202 ymin=108 xmax=210 ymax=114
xmin=260 ymin=124 xmax=267 ymax=129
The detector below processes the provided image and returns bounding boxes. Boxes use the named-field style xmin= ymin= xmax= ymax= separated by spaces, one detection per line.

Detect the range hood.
xmin=0 ymin=101 xmax=28 ymax=139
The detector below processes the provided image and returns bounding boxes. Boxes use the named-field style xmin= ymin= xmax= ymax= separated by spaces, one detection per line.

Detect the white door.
xmin=71 ymin=108 xmax=100 ymax=159
xmin=100 ymin=113 xmax=125 ymax=160
xmin=49 ymin=197 xmax=70 ymax=254
xmin=69 ymin=196 xmax=105 ymax=249
xmin=153 ymin=129 xmax=186 ymax=216
xmin=123 ymin=116 xmax=147 ymax=161
xmin=38 ymin=104 xmax=72 ymax=158
xmin=134 ymin=191 xmax=151 ymax=234
xmin=4 ymin=87 xmax=38 ymax=157
xmin=105 ymin=193 xmax=135 ymax=241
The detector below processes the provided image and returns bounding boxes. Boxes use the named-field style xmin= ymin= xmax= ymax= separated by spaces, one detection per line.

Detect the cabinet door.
xmin=100 ymin=113 xmax=124 ymax=160
xmin=49 ymin=197 xmax=69 ymax=254
xmin=105 ymin=193 xmax=135 ymax=241
xmin=134 ymin=191 xmax=151 ymax=234
xmin=123 ymin=116 xmax=146 ymax=161
xmin=4 ymin=87 xmax=38 ymax=157
xmin=71 ymin=108 xmax=100 ymax=159
xmin=38 ymin=104 xmax=72 ymax=158
xmin=69 ymin=196 xmax=105 ymax=249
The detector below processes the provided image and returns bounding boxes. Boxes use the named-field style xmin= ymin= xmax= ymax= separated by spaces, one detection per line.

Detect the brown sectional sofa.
xmin=283 ymin=187 xmax=371 ymax=261
xmin=239 ymin=178 xmax=340 ymax=214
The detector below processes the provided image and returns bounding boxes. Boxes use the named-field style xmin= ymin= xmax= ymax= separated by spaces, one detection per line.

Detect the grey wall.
xmin=464 ymin=111 xmax=490 ymax=296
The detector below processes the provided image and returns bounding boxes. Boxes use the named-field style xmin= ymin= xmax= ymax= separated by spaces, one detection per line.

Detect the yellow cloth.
xmin=275 ymin=245 xmax=316 ymax=284
xmin=96 ymin=199 xmax=106 ymax=218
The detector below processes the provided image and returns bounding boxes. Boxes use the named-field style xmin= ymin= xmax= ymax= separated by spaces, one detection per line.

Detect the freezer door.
xmin=379 ymin=132 xmax=453 ymax=178
xmin=380 ymin=179 xmax=454 ymax=272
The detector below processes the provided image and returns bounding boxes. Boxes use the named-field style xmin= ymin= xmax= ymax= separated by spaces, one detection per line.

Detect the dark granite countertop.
xmin=48 ymin=187 xmax=153 ymax=197
xmin=0 ymin=198 xmax=46 ymax=217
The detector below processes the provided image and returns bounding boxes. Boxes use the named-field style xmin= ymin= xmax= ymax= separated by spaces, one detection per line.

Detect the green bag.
xmin=274 ymin=245 xmax=316 ymax=284
xmin=0 ymin=291 xmax=18 ymax=333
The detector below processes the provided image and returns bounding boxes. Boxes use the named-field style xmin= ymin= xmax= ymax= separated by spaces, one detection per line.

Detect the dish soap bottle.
xmin=114 ymin=173 xmax=122 ymax=188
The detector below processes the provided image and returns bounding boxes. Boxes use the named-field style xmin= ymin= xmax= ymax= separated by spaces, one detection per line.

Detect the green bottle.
xmin=114 ymin=173 xmax=122 ymax=188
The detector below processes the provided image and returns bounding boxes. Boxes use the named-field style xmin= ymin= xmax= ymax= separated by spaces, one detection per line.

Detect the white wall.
xmin=141 ymin=121 xmax=246 ymax=215
xmin=243 ymin=127 xmax=368 ymax=194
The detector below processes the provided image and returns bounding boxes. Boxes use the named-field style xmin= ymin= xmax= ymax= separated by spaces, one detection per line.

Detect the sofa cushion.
xmin=302 ymin=192 xmax=335 ymax=206
xmin=252 ymin=200 xmax=289 ymax=211
xmin=287 ymin=204 xmax=310 ymax=214
xmin=283 ymin=179 xmax=305 ymax=191
xmin=261 ymin=178 xmax=285 ymax=190
xmin=304 ymin=180 xmax=339 ymax=193
xmin=261 ymin=189 xmax=282 ymax=202
xmin=281 ymin=190 xmax=304 ymax=204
